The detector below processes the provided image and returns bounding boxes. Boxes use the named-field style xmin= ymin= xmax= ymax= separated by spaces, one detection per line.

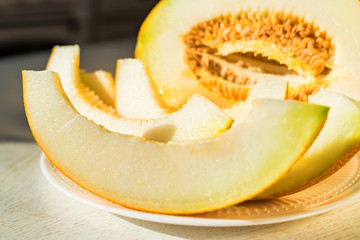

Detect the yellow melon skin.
xmin=23 ymin=70 xmax=328 ymax=214
xmin=136 ymin=0 xmax=360 ymax=107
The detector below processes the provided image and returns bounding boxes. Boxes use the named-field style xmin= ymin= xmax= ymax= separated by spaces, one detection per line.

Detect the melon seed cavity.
xmin=183 ymin=10 xmax=334 ymax=101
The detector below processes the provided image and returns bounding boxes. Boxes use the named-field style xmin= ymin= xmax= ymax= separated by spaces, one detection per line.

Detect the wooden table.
xmin=1 ymin=142 xmax=360 ymax=239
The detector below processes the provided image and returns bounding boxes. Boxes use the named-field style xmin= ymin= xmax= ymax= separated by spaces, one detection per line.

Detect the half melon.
xmin=136 ymin=0 xmax=360 ymax=108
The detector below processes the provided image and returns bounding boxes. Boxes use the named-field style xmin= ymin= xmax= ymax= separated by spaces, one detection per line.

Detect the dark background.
xmin=0 ymin=0 xmax=159 ymax=141
xmin=0 ymin=0 xmax=158 ymax=57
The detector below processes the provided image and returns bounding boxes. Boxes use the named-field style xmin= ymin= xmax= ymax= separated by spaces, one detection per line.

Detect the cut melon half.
xmin=23 ymin=70 xmax=328 ymax=214
xmin=136 ymin=0 xmax=360 ymax=107
xmin=46 ymin=45 xmax=233 ymax=142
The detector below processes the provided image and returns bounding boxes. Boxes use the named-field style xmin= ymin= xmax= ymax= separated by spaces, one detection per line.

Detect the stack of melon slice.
xmin=23 ymin=0 xmax=360 ymax=214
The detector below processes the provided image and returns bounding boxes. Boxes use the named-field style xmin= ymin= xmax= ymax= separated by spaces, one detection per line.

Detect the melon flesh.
xmin=23 ymin=70 xmax=328 ymax=214
xmin=258 ymin=91 xmax=360 ymax=198
xmin=136 ymin=0 xmax=360 ymax=107
xmin=46 ymin=45 xmax=233 ymax=142
xmin=80 ymin=70 xmax=115 ymax=107
xmin=136 ymin=0 xmax=360 ymax=197
xmin=115 ymin=59 xmax=172 ymax=119
xmin=224 ymin=78 xmax=288 ymax=126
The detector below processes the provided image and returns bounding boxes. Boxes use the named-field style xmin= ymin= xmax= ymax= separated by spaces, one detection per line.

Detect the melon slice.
xmin=46 ymin=45 xmax=233 ymax=142
xmin=115 ymin=58 xmax=173 ymax=119
xmin=136 ymin=0 xmax=360 ymax=107
xmin=224 ymin=78 xmax=288 ymax=125
xmin=80 ymin=70 xmax=115 ymax=107
xmin=23 ymin=70 xmax=328 ymax=214
xmin=258 ymin=91 xmax=360 ymax=198
xmin=115 ymin=60 xmax=288 ymax=123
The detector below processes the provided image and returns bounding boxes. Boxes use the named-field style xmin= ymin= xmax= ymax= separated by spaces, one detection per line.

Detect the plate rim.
xmin=40 ymin=153 xmax=360 ymax=227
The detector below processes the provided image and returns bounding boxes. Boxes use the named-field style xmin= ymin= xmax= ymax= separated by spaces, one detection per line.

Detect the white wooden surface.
xmin=1 ymin=142 xmax=360 ymax=239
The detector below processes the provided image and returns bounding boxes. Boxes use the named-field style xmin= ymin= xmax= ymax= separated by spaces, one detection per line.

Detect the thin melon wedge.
xmin=46 ymin=45 xmax=233 ymax=142
xmin=115 ymin=58 xmax=173 ymax=119
xmin=258 ymin=91 xmax=360 ymax=198
xmin=224 ymin=78 xmax=288 ymax=126
xmin=23 ymin=70 xmax=328 ymax=214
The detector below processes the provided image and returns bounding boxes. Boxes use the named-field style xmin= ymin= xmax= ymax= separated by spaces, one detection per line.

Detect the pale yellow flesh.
xmin=46 ymin=45 xmax=233 ymax=142
xmin=224 ymin=78 xmax=288 ymax=126
xmin=23 ymin=70 xmax=328 ymax=214
xmin=80 ymin=70 xmax=115 ymax=107
xmin=136 ymin=0 xmax=360 ymax=107
xmin=136 ymin=0 xmax=360 ymax=199
xmin=115 ymin=59 xmax=171 ymax=119
xmin=258 ymin=91 xmax=360 ymax=198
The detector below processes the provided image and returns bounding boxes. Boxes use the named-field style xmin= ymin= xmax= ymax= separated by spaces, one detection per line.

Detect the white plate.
xmin=40 ymin=153 xmax=360 ymax=227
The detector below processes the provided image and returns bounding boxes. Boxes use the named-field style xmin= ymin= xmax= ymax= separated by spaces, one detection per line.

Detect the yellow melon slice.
xmin=114 ymin=60 xmax=288 ymax=124
xmin=224 ymin=78 xmax=288 ymax=126
xmin=23 ymin=70 xmax=328 ymax=214
xmin=258 ymin=91 xmax=360 ymax=198
xmin=115 ymin=58 xmax=173 ymax=119
xmin=46 ymin=45 xmax=233 ymax=142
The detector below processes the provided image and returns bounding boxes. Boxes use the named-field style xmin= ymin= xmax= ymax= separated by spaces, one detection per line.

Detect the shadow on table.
xmin=117 ymin=213 xmax=322 ymax=239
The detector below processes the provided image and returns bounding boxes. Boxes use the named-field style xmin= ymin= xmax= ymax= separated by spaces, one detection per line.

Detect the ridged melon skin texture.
xmin=23 ymin=70 xmax=328 ymax=214
xmin=136 ymin=0 xmax=360 ymax=107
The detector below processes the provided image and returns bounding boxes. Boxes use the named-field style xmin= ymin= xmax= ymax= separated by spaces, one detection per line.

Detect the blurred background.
xmin=0 ymin=0 xmax=158 ymax=56
xmin=0 ymin=0 xmax=159 ymax=141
